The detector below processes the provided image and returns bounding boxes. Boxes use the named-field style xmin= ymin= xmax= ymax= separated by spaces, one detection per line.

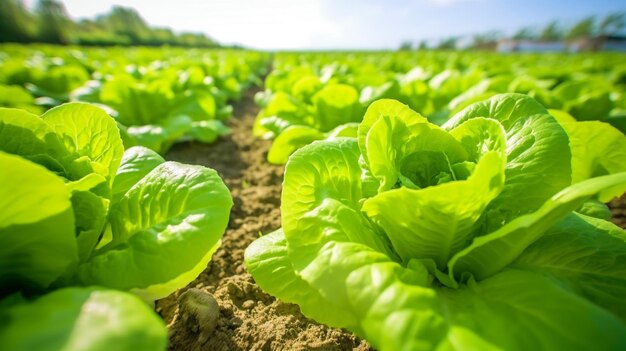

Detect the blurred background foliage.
xmin=0 ymin=0 xmax=222 ymax=47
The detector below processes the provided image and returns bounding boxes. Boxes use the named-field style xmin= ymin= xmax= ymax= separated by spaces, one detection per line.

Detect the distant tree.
xmin=98 ymin=6 xmax=151 ymax=44
xmin=567 ymin=16 xmax=595 ymax=39
xmin=540 ymin=20 xmax=563 ymax=41
xmin=0 ymin=1 xmax=221 ymax=47
xmin=471 ymin=30 xmax=500 ymax=49
xmin=599 ymin=12 xmax=625 ymax=35
xmin=512 ymin=27 xmax=535 ymax=40
xmin=417 ymin=40 xmax=429 ymax=50
xmin=73 ymin=18 xmax=130 ymax=46
xmin=398 ymin=40 xmax=413 ymax=51
xmin=149 ymin=27 xmax=177 ymax=46
xmin=437 ymin=36 xmax=458 ymax=50
xmin=0 ymin=0 xmax=34 ymax=43
xmin=35 ymin=0 xmax=71 ymax=44
xmin=176 ymin=32 xmax=218 ymax=48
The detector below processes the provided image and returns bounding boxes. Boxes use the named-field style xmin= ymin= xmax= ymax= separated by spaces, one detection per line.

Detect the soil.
xmin=156 ymin=87 xmax=372 ymax=351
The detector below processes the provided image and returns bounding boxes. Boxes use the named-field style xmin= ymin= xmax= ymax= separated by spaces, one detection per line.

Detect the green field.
xmin=2 ymin=44 xmax=626 ymax=351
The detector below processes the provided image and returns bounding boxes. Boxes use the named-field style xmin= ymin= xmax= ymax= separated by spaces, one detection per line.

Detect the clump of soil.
xmin=157 ymin=88 xmax=372 ymax=351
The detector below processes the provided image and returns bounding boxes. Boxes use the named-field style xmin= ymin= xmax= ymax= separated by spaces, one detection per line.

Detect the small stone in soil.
xmin=242 ymin=300 xmax=255 ymax=309
xmin=178 ymin=288 xmax=220 ymax=344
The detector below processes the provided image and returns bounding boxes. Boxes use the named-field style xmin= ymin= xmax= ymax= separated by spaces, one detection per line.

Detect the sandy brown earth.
xmin=156 ymin=88 xmax=372 ymax=351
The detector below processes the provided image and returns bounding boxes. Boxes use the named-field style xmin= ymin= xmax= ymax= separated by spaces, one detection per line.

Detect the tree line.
xmin=0 ymin=0 xmax=220 ymax=47
xmin=400 ymin=12 xmax=625 ymax=51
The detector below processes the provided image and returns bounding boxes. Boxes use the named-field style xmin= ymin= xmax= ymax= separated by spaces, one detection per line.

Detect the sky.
xmin=23 ymin=0 xmax=626 ymax=50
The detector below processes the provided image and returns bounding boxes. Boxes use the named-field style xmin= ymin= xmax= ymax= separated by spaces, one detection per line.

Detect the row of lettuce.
xmin=250 ymin=51 xmax=626 ymax=349
xmin=246 ymin=94 xmax=626 ymax=351
xmin=2 ymin=46 xmax=626 ymax=351
xmin=7 ymin=94 xmax=626 ymax=351
xmin=254 ymin=51 xmax=626 ymax=163
xmin=0 ymin=45 xmax=269 ymax=350
xmin=0 ymin=44 xmax=269 ymax=153
xmin=0 ymin=103 xmax=234 ymax=350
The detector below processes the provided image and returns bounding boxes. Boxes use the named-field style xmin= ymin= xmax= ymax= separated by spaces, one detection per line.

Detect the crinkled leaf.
xmin=78 ymin=162 xmax=232 ymax=300
xmin=445 ymin=93 xmax=571 ymax=230
xmin=357 ymin=99 xmax=428 ymax=166
xmin=281 ymin=139 xmax=393 ymax=255
xmin=0 ymin=108 xmax=67 ymax=174
xmin=363 ymin=151 xmax=505 ymax=268
xmin=360 ymin=100 xmax=466 ymax=191
xmin=42 ymin=102 xmax=124 ymax=188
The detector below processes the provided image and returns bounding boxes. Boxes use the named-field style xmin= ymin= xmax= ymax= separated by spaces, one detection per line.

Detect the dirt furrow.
xmin=156 ymin=87 xmax=371 ymax=351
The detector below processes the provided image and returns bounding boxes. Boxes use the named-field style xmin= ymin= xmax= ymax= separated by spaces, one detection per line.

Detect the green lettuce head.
xmin=0 ymin=103 xmax=233 ymax=350
xmin=0 ymin=103 xmax=233 ymax=300
xmin=245 ymin=94 xmax=626 ymax=350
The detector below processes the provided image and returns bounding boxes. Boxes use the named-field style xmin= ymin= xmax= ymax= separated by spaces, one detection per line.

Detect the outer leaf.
xmin=347 ymin=264 xmax=626 ymax=351
xmin=281 ymin=139 xmax=393 ymax=255
xmin=558 ymin=120 xmax=626 ymax=184
xmin=42 ymin=102 xmax=124 ymax=187
xmin=448 ymin=172 xmax=626 ymax=281
xmin=513 ymin=213 xmax=626 ymax=322
xmin=0 ymin=108 xmax=67 ymax=174
xmin=0 ymin=152 xmax=77 ymax=293
xmin=72 ymin=191 xmax=109 ymax=262
xmin=78 ymin=162 xmax=232 ymax=300
xmin=291 ymin=241 xmax=392 ymax=333
xmin=267 ymin=125 xmax=325 ymax=164
xmin=111 ymin=147 xmax=165 ymax=204
xmin=244 ymin=229 xmax=357 ymax=327
xmin=0 ymin=287 xmax=167 ymax=351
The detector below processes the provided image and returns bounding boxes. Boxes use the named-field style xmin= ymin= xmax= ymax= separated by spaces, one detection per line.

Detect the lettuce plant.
xmin=245 ymin=94 xmax=626 ymax=350
xmin=0 ymin=103 xmax=232 ymax=350
xmin=254 ymin=83 xmax=364 ymax=164
xmin=81 ymin=73 xmax=232 ymax=154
